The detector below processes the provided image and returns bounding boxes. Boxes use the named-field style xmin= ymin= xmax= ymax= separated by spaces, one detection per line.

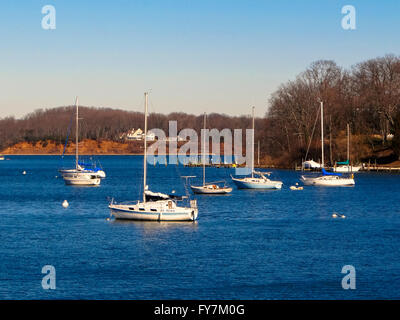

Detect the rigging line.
xmin=133 ymin=94 xmax=146 ymax=201
xmin=61 ymin=113 xmax=74 ymax=159
xmin=304 ymin=103 xmax=321 ymax=164
xmin=174 ymin=152 xmax=187 ymax=194
xmin=138 ymin=156 xmax=144 ymax=199
xmin=149 ymin=97 xmax=156 ymax=116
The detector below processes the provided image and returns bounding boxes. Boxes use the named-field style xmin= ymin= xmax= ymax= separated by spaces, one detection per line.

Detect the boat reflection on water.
xmin=110 ymin=219 xmax=199 ymax=234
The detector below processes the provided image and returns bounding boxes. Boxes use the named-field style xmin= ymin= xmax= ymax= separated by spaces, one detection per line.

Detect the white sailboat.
xmin=231 ymin=107 xmax=283 ymax=189
xmin=301 ymin=101 xmax=355 ymax=186
xmin=331 ymin=123 xmax=361 ymax=172
xmin=59 ymin=97 xmax=105 ymax=186
xmin=190 ymin=113 xmax=232 ymax=194
xmin=109 ymin=92 xmax=198 ymax=221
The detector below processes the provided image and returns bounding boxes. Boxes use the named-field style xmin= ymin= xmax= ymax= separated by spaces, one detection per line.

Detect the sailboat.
xmin=108 ymin=92 xmax=199 ymax=221
xmin=59 ymin=97 xmax=106 ymax=186
xmin=301 ymin=101 xmax=355 ymax=186
xmin=231 ymin=107 xmax=283 ymax=189
xmin=190 ymin=113 xmax=232 ymax=194
xmin=331 ymin=123 xmax=361 ymax=172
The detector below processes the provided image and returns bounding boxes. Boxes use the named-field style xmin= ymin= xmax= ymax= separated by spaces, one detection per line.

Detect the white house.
xmin=127 ymin=128 xmax=143 ymax=140
xmin=120 ymin=128 xmax=156 ymax=141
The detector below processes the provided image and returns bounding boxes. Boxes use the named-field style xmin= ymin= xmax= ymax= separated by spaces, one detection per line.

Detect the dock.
xmin=361 ymin=165 xmax=400 ymax=172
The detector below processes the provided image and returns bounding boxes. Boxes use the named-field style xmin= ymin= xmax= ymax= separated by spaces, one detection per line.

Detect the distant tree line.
xmin=0 ymin=106 xmax=263 ymax=151
xmin=265 ymin=54 xmax=400 ymax=166
xmin=1 ymin=54 xmax=400 ymax=166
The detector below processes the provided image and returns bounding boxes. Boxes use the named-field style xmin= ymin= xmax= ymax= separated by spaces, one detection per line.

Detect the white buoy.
xmin=341 ymin=215 xmax=346 ymax=219
xmin=290 ymin=185 xmax=303 ymax=190
xmin=62 ymin=200 xmax=69 ymax=208
xmin=332 ymin=213 xmax=338 ymax=218
xmin=22 ymin=171 xmax=26 ymax=175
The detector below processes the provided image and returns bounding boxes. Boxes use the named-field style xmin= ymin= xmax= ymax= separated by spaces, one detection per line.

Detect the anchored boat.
xmin=108 ymin=92 xmax=198 ymax=221
xmin=301 ymin=169 xmax=355 ymax=186
xmin=231 ymin=171 xmax=283 ymax=189
xmin=301 ymin=101 xmax=355 ymax=186
xmin=59 ymin=97 xmax=106 ymax=186
xmin=231 ymin=107 xmax=283 ymax=190
xmin=331 ymin=124 xmax=361 ymax=173
xmin=109 ymin=190 xmax=198 ymax=221
xmin=190 ymin=113 xmax=232 ymax=194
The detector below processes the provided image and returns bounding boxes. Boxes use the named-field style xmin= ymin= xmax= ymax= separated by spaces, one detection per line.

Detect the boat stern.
xmin=190 ymin=199 xmax=198 ymax=220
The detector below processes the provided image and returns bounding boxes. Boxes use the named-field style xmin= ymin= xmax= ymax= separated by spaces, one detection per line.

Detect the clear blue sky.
xmin=0 ymin=0 xmax=398 ymax=118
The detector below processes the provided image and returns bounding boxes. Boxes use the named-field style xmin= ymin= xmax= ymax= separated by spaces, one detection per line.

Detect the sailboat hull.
xmin=63 ymin=176 xmax=101 ymax=186
xmin=301 ymin=175 xmax=355 ymax=186
xmin=109 ymin=204 xmax=198 ymax=221
xmin=59 ymin=170 xmax=102 ymax=186
xmin=231 ymin=177 xmax=283 ymax=189
xmin=190 ymin=185 xmax=232 ymax=194
xmin=331 ymin=165 xmax=361 ymax=173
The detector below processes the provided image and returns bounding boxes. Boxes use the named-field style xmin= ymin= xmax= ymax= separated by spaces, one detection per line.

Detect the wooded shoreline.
xmin=1 ymin=55 xmax=400 ymax=168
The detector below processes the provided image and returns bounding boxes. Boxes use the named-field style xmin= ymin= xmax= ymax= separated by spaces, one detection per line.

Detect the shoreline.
xmin=1 ymin=153 xmax=145 ymax=156
xmin=2 ymin=156 xmax=400 ymax=173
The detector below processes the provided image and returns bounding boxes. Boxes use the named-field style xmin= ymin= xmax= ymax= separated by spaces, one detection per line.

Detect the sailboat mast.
xmin=75 ymin=97 xmax=79 ymax=170
xmin=347 ymin=123 xmax=350 ymax=162
xmin=143 ymin=92 xmax=148 ymax=203
xmin=320 ymin=101 xmax=324 ymax=168
xmin=252 ymin=106 xmax=255 ymax=178
xmin=203 ymin=112 xmax=206 ymax=186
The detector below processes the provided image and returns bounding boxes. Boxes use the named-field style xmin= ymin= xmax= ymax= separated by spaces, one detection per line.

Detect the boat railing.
xmin=205 ymin=180 xmax=227 ymax=186
xmin=108 ymin=198 xmax=139 ymax=206
xmin=190 ymin=199 xmax=197 ymax=209
xmin=254 ymin=170 xmax=271 ymax=176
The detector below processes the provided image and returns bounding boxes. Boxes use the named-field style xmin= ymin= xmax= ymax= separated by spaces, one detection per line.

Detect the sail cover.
xmin=303 ymin=160 xmax=321 ymax=169
xmin=322 ymin=168 xmax=342 ymax=176
xmin=78 ymin=161 xmax=102 ymax=172
xmin=145 ymin=190 xmax=183 ymax=202
xmin=337 ymin=160 xmax=349 ymax=165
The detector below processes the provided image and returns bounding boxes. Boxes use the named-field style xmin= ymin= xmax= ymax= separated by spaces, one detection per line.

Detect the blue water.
xmin=0 ymin=156 xmax=399 ymax=299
